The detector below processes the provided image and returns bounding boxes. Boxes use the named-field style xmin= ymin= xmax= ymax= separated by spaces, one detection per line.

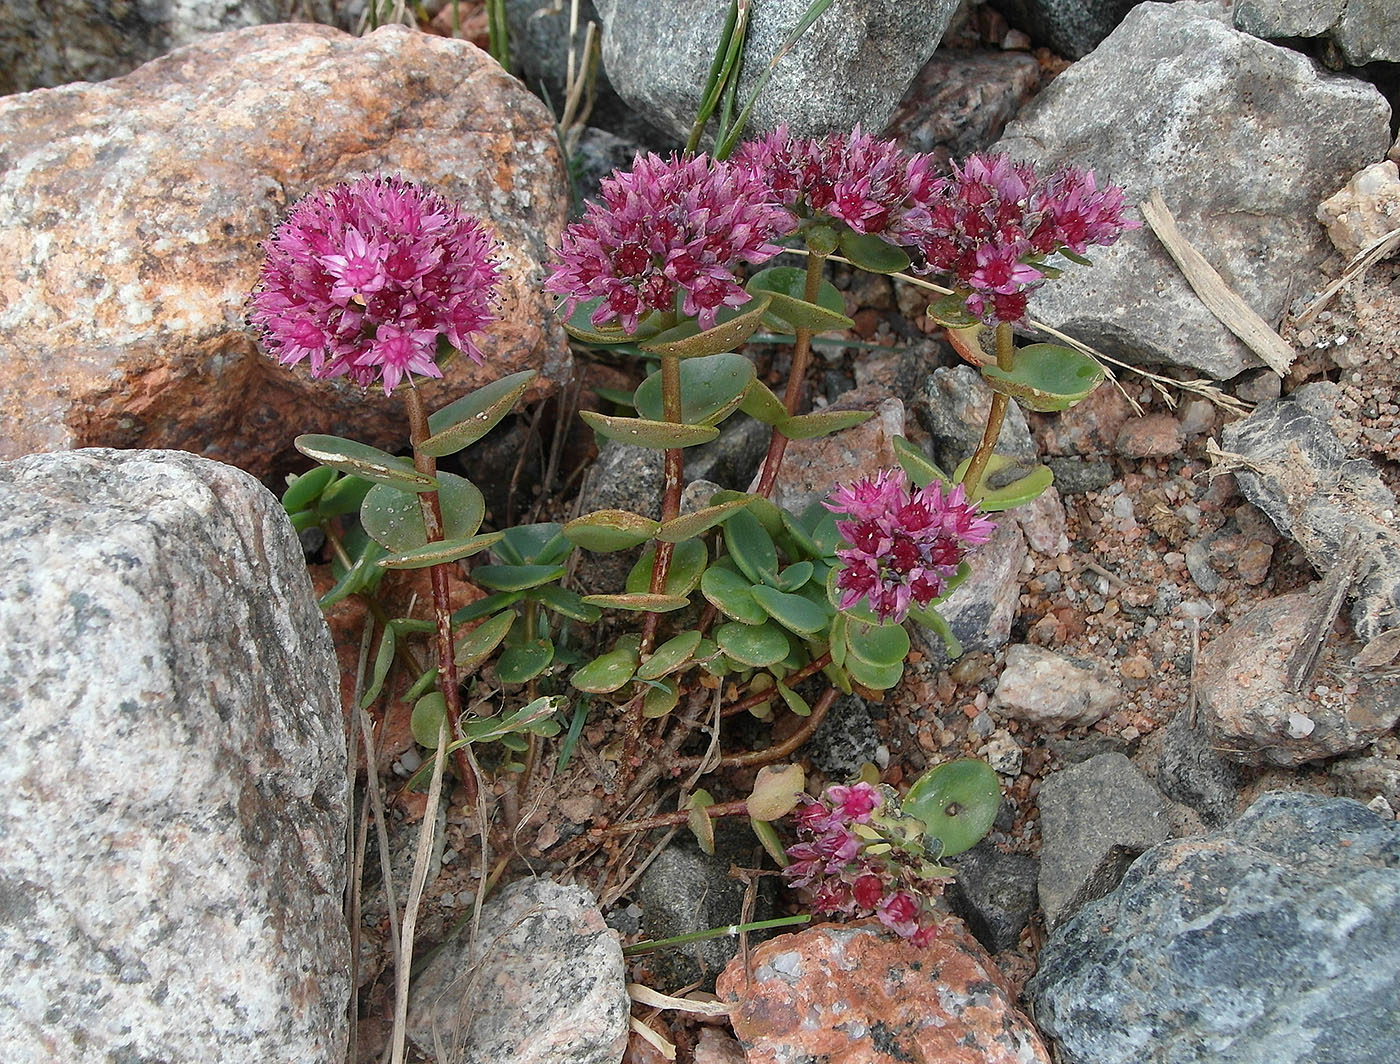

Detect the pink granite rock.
xmin=0 ymin=22 xmax=570 ymax=475
xmin=717 ymin=917 xmax=1049 ymax=1064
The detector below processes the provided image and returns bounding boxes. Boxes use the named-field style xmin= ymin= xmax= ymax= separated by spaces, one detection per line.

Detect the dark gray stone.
xmin=597 ymin=0 xmax=960 ymax=144
xmin=1031 ymin=792 xmax=1400 ymax=1064
xmin=988 ymin=0 xmax=1142 ymax=59
xmin=1157 ymin=707 xmax=1243 ymax=827
xmin=913 ymin=365 xmax=1037 ymax=475
xmin=887 ymin=48 xmax=1042 ymax=159
xmin=807 ymin=695 xmax=881 ymax=780
xmin=1220 ymin=388 xmax=1400 ymax=641
xmin=946 ymin=842 xmax=1039 ymax=953
xmin=911 ymin=518 xmax=1027 ymax=667
xmin=0 ymin=449 xmax=348 ymax=1063
xmin=1037 ymin=753 xmax=1171 ymax=929
xmin=637 ymin=829 xmax=776 ymax=992
xmin=993 ymin=3 xmax=1391 ymax=379
xmin=1044 ymin=456 xmax=1114 ymax=495
xmin=1235 ymin=0 xmax=1400 ymax=65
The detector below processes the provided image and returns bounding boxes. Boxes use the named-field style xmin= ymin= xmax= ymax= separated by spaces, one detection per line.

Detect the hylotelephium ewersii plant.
xmin=253 ymin=130 xmax=1136 ymax=945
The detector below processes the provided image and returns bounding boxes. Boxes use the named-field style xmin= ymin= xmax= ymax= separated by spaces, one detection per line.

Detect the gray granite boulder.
xmin=597 ymin=0 xmax=961 ymax=143
xmin=1235 ymin=0 xmax=1400 ymax=65
xmin=993 ymin=2 xmax=1391 ymax=379
xmin=1031 ymin=792 xmax=1400 ymax=1064
xmin=0 ymin=449 xmax=349 ymax=1063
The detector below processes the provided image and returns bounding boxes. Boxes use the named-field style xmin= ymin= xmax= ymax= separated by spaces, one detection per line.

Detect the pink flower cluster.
xmin=826 ymin=470 xmax=996 ymax=624
xmin=921 ymin=153 xmax=1137 ymax=324
xmin=785 ymin=782 xmax=943 ymax=946
xmin=732 ymin=124 xmax=940 ymax=249
xmin=544 ymin=152 xmax=790 ymax=335
xmin=249 ymin=175 xmax=500 ymax=396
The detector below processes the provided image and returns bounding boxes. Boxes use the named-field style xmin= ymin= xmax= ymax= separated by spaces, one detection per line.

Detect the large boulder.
xmin=0 ymin=449 xmax=349 ymax=1063
xmin=0 ymin=22 xmax=571 ymax=475
xmin=992 ymin=2 xmax=1391 ymax=379
xmin=1235 ymin=0 xmax=1400 ymax=66
xmin=597 ymin=0 xmax=961 ymax=144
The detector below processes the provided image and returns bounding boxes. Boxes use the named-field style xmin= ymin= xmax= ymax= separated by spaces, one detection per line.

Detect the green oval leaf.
xmin=845 ymin=619 xmax=911 ymax=668
xmin=563 ymin=509 xmax=661 ymax=552
xmin=533 ymin=584 xmax=602 ymax=623
xmin=452 ymin=590 xmax=525 ymax=625
xmin=497 ymin=522 xmax=570 ymax=566
xmin=750 ymin=584 xmax=830 ymax=635
xmin=837 ymin=230 xmax=911 ymax=274
xmin=978 ymin=463 xmax=1054 ymax=511
xmin=578 ymin=410 xmax=719 ymax=450
xmin=317 ymin=473 xmax=375 ymax=517
xmin=903 ymin=759 xmax=1001 ymax=857
xmin=844 ymin=654 xmax=904 ymax=691
xmin=640 ymin=295 xmax=773 ymax=357
xmin=747 ymin=763 xmax=806 ymax=821
xmin=454 ymin=610 xmax=515 ymax=669
xmin=642 ymin=678 xmax=681 ymax=718
xmin=581 ymin=593 xmax=691 ymax=613
xmin=627 ymin=539 xmax=707 ymax=597
xmin=295 ymin=434 xmax=436 ymax=491
xmin=420 ymin=370 xmax=537 ymax=457
xmin=560 ymin=296 xmax=664 ymax=345
xmin=410 ymin=692 xmax=448 ymax=748
xmin=723 ymin=508 xmax=778 ymax=585
xmin=282 ymin=465 xmax=338 ymax=514
xmin=571 ymin=645 xmax=640 ymax=694
xmin=378 ymin=531 xmax=502 ymax=570
xmin=893 ymin=435 xmax=949 ymax=490
xmin=777 ymin=409 xmax=873 ymax=440
xmin=980 ymin=343 xmax=1106 ymax=412
xmin=472 ymin=564 xmax=566 ymax=592
xmin=747 ymin=266 xmax=852 ymax=332
xmin=774 ymin=560 xmax=814 ymax=592
xmin=360 ymin=473 xmax=484 ymax=552
xmin=739 ymin=378 xmax=788 ymax=425
xmin=700 ymin=566 xmax=767 ymax=625
xmin=637 ymin=629 xmax=703 ymax=681
xmin=634 ymin=352 xmax=756 ymax=426
xmin=716 ymin=620 xmax=790 ymax=667
xmin=656 ymin=496 xmax=753 ymax=543
xmin=497 ymin=639 xmax=555 ymax=684
xmin=687 ymin=789 xmax=716 ymax=854
xmin=927 ymin=293 xmax=982 ymax=329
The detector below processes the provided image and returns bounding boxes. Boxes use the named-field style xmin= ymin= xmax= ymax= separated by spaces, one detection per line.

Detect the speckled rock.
xmin=407 ymin=877 xmax=628 ymax=1064
xmin=1234 ymin=0 xmax=1400 ymax=65
xmin=989 ymin=0 xmax=1142 ymax=59
xmin=0 ymin=22 xmax=570 ymax=475
xmin=914 ymin=364 xmax=1037 ymax=475
xmin=1037 ymin=753 xmax=1171 ymax=929
xmin=1114 ymin=412 xmax=1183 ymax=458
xmin=1031 ymin=792 xmax=1400 ymax=1064
xmin=597 ymin=0 xmax=961 ymax=143
xmin=1008 ymin=482 xmax=1069 ymax=555
xmin=992 ymin=644 xmax=1123 ymax=727
xmin=946 ymin=842 xmax=1040 ymax=953
xmin=0 ymin=449 xmax=348 ymax=1064
xmin=992 ymin=2 xmax=1391 ymax=379
xmin=913 ymin=517 xmax=1028 ymax=667
xmin=1219 ymin=387 xmax=1400 ymax=641
xmin=0 ymin=0 xmax=343 ymax=95
xmin=807 ymin=695 xmax=882 ymax=779
xmin=766 ymin=389 xmax=904 ymax=516
xmin=718 ymin=917 xmax=1050 ymax=1064
xmin=1030 ymin=380 xmax=1132 ymax=458
xmin=1317 ymin=160 xmax=1400 ymax=260
xmin=887 ymin=47 xmax=1042 ymax=162
xmin=1197 ymin=590 xmax=1400 ymax=766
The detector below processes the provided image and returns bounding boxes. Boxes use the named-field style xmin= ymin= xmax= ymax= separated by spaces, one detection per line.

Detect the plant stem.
xmin=960 ymin=321 xmax=1015 ymax=503
xmin=624 ymin=914 xmax=810 ymax=955
xmin=676 ymin=684 xmax=838 ymax=772
xmin=404 ymin=385 xmax=478 ymax=804
xmin=754 ymin=250 xmax=826 ymax=498
xmin=721 ymin=652 xmax=832 ymax=717
xmin=595 ymin=798 xmax=751 ymax=837
xmin=640 ymin=353 xmax=685 ymax=656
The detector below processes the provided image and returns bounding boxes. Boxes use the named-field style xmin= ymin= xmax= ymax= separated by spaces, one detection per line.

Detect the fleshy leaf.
xmin=716 ymin=620 xmax=790 ymax=668
xmin=750 ymin=817 xmax=789 ymax=866
xmin=581 ymin=592 xmax=690 ymax=613
xmin=564 ymin=509 xmax=661 ymax=552
xmin=655 ymin=497 xmax=753 ymax=543
xmin=777 ymin=409 xmax=873 ymax=440
xmin=775 ymin=679 xmax=811 ymax=717
xmin=739 ymin=379 xmax=788 ymax=425
xmin=497 ymin=522 xmax=570 ymax=566
xmin=317 ymin=474 xmax=375 ymax=517
xmin=637 ymin=629 xmax=703 ymax=681
xmin=634 ymin=352 xmax=755 ymax=426
xmin=497 ymin=639 xmax=555 ymax=684
xmin=378 ymin=531 xmax=502 ymax=569
xmin=747 ymin=266 xmax=852 ymax=332
xmin=926 ymin=293 xmax=982 ymax=329
xmin=420 ymin=370 xmax=537 ymax=457
xmin=838 ymin=230 xmax=911 ymax=274
xmin=640 ymin=294 xmax=773 ymax=358
xmin=471 ymin=563 xmax=566 ymax=592
xmin=454 ymin=610 xmax=515 ymax=669
xmin=452 ymin=590 xmax=524 ymax=625
xmin=980 ymin=343 xmax=1105 ymax=412
xmin=746 ymin=763 xmax=806 ymax=821
xmin=700 ymin=566 xmax=767 ymax=625
xmin=533 ymin=584 xmax=602 ymax=623
xmin=410 ymin=692 xmax=449 ymax=748
xmin=750 ymin=584 xmax=829 ymax=635
xmin=774 ymin=560 xmax=814 ymax=592
xmin=295 ymin=434 xmax=436 ymax=491
xmin=845 ymin=619 xmax=911 ymax=668
xmin=893 ymin=435 xmax=949 ymax=490
xmin=627 ymin=539 xmax=707 ymax=597
xmin=723 ymin=508 xmax=778 ymax=585
xmin=282 ymin=465 xmax=337 ymax=513
xmin=318 ymin=534 xmax=386 ymax=608
xmin=561 ymin=296 xmax=663 ymax=345
xmin=642 ymin=678 xmax=681 ymax=718
xmin=571 ymin=644 xmax=640 ymax=694
xmin=360 ymin=472 xmax=484 ymax=552
xmin=844 ymin=654 xmax=904 ymax=690
xmin=902 ymin=758 xmax=1000 ymax=857
xmin=686 ymin=789 xmax=716 ymax=854
xmin=978 ymin=463 xmax=1054 ymax=511
xmin=579 ymin=410 xmax=719 ymax=449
